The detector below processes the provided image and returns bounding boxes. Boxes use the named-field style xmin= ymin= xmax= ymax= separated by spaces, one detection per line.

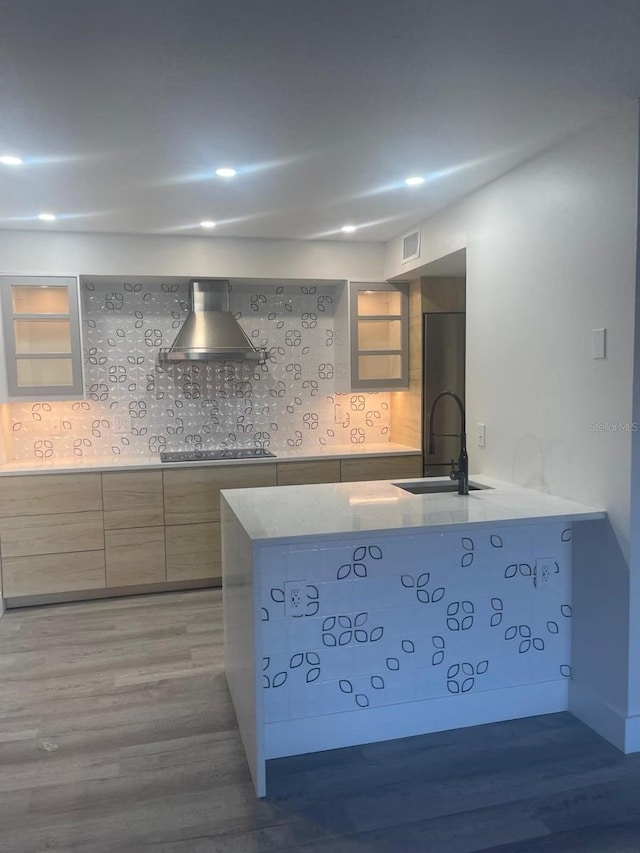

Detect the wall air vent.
xmin=402 ymin=228 xmax=421 ymax=263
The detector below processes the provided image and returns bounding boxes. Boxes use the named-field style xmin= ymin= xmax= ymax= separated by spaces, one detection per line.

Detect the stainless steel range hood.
xmin=159 ymin=279 xmax=266 ymax=363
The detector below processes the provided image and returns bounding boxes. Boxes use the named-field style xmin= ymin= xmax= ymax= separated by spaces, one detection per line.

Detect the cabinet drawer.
xmin=0 ymin=473 xmax=102 ymax=517
xmin=0 ymin=511 xmax=104 ymax=558
xmin=276 ymin=460 xmax=341 ymax=486
xmin=165 ymin=522 xmax=221 ymax=582
xmin=102 ymin=471 xmax=164 ymax=529
xmin=105 ymin=526 xmax=166 ymax=587
xmin=2 ymin=550 xmax=106 ymax=597
xmin=163 ymin=463 xmax=277 ymax=525
xmin=340 ymin=454 xmax=422 ymax=483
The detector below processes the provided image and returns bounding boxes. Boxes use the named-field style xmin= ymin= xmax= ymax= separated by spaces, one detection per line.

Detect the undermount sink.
xmin=393 ymin=480 xmax=490 ymax=495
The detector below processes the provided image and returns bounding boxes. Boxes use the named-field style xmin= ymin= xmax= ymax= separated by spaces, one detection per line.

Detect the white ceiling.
xmin=0 ymin=0 xmax=638 ymax=243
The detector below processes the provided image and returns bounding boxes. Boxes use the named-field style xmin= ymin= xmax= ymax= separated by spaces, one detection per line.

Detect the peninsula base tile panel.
xmin=258 ymin=523 xmax=572 ymax=725
xmin=7 ymin=280 xmax=391 ymax=461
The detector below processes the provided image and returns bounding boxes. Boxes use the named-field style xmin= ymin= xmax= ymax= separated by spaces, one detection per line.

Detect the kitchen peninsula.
xmin=221 ymin=475 xmax=605 ymax=796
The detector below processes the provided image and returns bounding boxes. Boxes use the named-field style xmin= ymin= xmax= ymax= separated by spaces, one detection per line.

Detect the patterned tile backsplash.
xmin=8 ymin=280 xmax=391 ymax=460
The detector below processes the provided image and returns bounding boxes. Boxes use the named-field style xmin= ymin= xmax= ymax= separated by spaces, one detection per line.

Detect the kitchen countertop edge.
xmin=0 ymin=443 xmax=422 ymax=476
xmin=220 ymin=474 xmax=607 ymax=544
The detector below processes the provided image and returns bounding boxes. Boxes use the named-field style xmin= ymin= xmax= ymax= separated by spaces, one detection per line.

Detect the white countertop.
xmin=0 ymin=442 xmax=421 ymax=476
xmin=221 ymin=475 xmax=606 ymax=542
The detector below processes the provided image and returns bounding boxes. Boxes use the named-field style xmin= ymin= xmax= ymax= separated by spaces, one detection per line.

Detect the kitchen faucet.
xmin=427 ymin=390 xmax=469 ymax=496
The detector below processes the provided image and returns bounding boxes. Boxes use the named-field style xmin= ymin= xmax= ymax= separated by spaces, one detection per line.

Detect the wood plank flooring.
xmin=1 ymin=589 xmax=640 ymax=852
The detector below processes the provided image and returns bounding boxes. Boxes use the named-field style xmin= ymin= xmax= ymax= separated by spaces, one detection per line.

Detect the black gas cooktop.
xmin=160 ymin=448 xmax=276 ymax=463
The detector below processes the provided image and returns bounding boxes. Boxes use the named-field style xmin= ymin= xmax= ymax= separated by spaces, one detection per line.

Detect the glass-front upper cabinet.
xmin=0 ymin=275 xmax=84 ymax=400
xmin=343 ymin=281 xmax=409 ymax=390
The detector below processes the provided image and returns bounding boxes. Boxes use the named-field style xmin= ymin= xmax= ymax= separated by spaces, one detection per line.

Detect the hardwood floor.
xmin=1 ymin=589 xmax=640 ymax=852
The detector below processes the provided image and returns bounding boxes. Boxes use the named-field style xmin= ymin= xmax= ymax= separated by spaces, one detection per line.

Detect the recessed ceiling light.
xmin=0 ymin=155 xmax=23 ymax=166
xmin=200 ymin=220 xmax=216 ymax=229
xmin=215 ymin=167 xmax=236 ymax=178
xmin=37 ymin=213 xmax=56 ymax=221
xmin=341 ymin=224 xmax=357 ymax=233
xmin=405 ymin=176 xmax=425 ymax=186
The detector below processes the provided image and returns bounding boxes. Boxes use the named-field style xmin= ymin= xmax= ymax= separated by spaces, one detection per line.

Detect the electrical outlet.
xmin=534 ymin=557 xmax=559 ymax=589
xmin=113 ymin=415 xmax=130 ymax=434
xmin=477 ymin=423 xmax=486 ymax=448
xmin=284 ymin=581 xmax=305 ymax=616
xmin=283 ymin=581 xmax=320 ymax=617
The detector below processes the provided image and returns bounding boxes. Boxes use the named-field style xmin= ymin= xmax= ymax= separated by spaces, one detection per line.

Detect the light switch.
xmin=477 ymin=423 xmax=486 ymax=448
xmin=592 ymin=328 xmax=606 ymax=359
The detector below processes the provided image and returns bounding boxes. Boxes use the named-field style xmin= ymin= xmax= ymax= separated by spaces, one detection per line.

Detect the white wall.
xmin=629 ymin=119 xmax=640 ymax=721
xmin=0 ymin=230 xmax=386 ymax=282
xmin=386 ymin=102 xmax=640 ymax=749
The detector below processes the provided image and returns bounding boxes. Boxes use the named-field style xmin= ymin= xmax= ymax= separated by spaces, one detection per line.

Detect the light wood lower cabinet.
xmin=103 ymin=471 xmax=163 ymax=530
xmin=2 ymin=551 xmax=106 ymax=597
xmin=0 ymin=472 xmax=102 ymax=516
xmin=105 ymin=526 xmax=166 ymax=587
xmin=340 ymin=454 xmax=422 ymax=482
xmin=276 ymin=459 xmax=341 ymax=486
xmin=0 ymin=479 xmax=105 ymax=597
xmin=0 ymin=454 xmax=422 ymax=603
xmin=162 ymin=468 xmax=219 ymax=526
xmin=163 ymin=463 xmax=277 ymax=525
xmin=0 ymin=511 xmax=104 ymax=557
xmin=165 ymin=522 xmax=221 ymax=582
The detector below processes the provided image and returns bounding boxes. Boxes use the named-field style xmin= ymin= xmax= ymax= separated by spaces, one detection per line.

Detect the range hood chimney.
xmin=159 ymin=279 xmax=265 ymax=363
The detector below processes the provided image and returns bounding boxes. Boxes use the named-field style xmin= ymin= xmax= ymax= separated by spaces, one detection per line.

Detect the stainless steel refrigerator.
xmin=422 ymin=312 xmax=466 ymax=477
